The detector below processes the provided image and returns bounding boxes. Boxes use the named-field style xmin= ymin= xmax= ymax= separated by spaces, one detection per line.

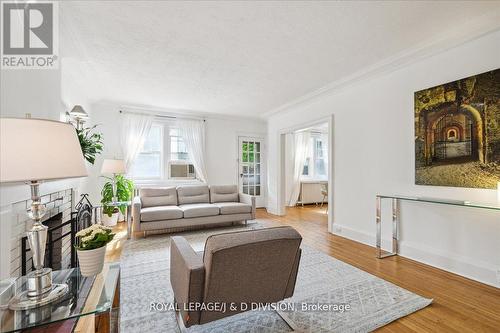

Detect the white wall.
xmin=266 ymin=30 xmax=500 ymax=287
xmin=81 ymin=102 xmax=267 ymax=205
xmin=1 ymin=70 xmax=64 ymax=120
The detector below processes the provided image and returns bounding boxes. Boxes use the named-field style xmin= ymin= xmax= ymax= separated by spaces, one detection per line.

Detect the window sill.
xmin=300 ymin=177 xmax=328 ymax=183
xmin=133 ymin=179 xmax=204 ymax=187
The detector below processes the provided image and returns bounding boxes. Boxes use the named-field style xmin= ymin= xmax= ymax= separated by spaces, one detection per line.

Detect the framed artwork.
xmin=414 ymin=68 xmax=500 ymax=189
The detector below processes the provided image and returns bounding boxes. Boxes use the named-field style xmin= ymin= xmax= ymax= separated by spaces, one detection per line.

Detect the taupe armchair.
xmin=170 ymin=226 xmax=302 ymax=331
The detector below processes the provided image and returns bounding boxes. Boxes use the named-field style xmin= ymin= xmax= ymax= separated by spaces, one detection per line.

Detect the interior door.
xmin=238 ymin=137 xmax=265 ymax=207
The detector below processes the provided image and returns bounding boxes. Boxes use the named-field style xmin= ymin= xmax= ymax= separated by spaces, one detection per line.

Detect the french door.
xmin=238 ymin=137 xmax=265 ymax=207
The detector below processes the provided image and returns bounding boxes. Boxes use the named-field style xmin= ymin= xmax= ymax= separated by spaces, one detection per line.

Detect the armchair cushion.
xmin=214 ymin=202 xmax=252 ymax=215
xmin=200 ymin=227 xmax=302 ymax=324
xmin=209 ymin=185 xmax=238 ymax=203
xmin=177 ymin=185 xmax=210 ymax=205
xmin=140 ymin=187 xmax=177 ymax=207
xmin=179 ymin=203 xmax=219 ymax=218
xmin=141 ymin=205 xmax=183 ymax=221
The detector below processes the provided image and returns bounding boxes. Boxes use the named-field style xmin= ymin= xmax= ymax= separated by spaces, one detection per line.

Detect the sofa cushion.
xmin=140 ymin=187 xmax=178 ymax=208
xmin=179 ymin=203 xmax=219 ymax=218
xmin=141 ymin=206 xmax=183 ymax=222
xmin=214 ymin=202 xmax=252 ymax=215
xmin=210 ymin=185 xmax=239 ymax=203
xmin=177 ymin=185 xmax=210 ymax=205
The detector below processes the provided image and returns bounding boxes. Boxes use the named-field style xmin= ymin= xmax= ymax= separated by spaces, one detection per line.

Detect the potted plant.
xmin=76 ymin=125 xmax=104 ymax=165
xmin=75 ymin=224 xmax=114 ymax=276
xmin=101 ymin=175 xmax=134 ymax=226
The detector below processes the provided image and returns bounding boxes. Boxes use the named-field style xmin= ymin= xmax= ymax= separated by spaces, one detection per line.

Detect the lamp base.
xmin=8 ymin=283 xmax=68 ymax=310
xmin=26 ymin=268 xmax=53 ymax=298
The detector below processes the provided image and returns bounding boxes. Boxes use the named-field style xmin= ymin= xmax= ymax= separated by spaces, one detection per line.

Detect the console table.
xmin=376 ymin=195 xmax=500 ymax=259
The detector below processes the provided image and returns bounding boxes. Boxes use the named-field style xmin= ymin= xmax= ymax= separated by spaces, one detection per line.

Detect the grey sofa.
xmin=170 ymin=226 xmax=302 ymax=331
xmin=132 ymin=185 xmax=256 ymax=235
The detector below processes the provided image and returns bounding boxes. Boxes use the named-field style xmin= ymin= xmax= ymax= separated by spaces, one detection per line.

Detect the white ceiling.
xmin=60 ymin=1 xmax=500 ymax=118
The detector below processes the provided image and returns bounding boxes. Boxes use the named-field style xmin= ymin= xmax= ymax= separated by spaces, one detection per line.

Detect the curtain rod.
xmin=119 ymin=110 xmax=206 ymax=122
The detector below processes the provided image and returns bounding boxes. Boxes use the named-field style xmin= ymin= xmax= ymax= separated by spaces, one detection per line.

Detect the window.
xmin=130 ymin=123 xmax=195 ymax=180
xmin=130 ymin=125 xmax=163 ymax=179
xmin=314 ymin=138 xmax=326 ymax=176
xmin=302 ymin=135 xmax=327 ymax=179
xmin=169 ymin=128 xmax=189 ymax=161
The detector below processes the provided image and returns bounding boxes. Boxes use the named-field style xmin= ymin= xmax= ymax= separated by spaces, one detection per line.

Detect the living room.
xmin=1 ymin=1 xmax=499 ymax=333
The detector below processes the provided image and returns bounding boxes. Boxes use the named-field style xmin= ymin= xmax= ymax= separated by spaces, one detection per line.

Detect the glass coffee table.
xmin=0 ymin=262 xmax=120 ymax=333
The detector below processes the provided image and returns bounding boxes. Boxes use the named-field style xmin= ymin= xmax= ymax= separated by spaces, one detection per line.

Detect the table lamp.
xmin=0 ymin=118 xmax=88 ymax=309
xmin=101 ymin=159 xmax=126 ymax=203
xmin=68 ymin=105 xmax=88 ymax=129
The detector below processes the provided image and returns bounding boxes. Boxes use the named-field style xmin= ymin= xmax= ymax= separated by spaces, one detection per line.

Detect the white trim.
xmin=262 ymin=15 xmax=500 ymax=119
xmin=332 ymin=223 xmax=500 ymax=288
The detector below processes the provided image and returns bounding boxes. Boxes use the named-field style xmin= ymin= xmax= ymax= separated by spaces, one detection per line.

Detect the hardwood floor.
xmin=108 ymin=206 xmax=500 ymax=332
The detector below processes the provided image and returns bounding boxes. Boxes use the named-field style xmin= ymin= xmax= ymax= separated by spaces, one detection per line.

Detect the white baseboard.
xmin=331 ymin=223 xmax=499 ymax=288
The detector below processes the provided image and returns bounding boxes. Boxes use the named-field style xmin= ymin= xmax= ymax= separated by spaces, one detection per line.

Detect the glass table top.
xmin=0 ymin=262 xmax=120 ymax=333
xmin=377 ymin=195 xmax=500 ymax=211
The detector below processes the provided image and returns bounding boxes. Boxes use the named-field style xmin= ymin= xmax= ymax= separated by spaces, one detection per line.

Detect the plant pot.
xmin=102 ymin=212 xmax=119 ymax=226
xmin=77 ymin=246 xmax=106 ymax=277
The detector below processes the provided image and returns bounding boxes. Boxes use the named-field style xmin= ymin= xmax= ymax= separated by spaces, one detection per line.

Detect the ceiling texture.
xmin=60 ymin=1 xmax=500 ymax=118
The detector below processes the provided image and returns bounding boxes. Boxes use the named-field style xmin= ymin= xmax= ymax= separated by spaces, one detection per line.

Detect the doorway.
xmin=278 ymin=118 xmax=333 ymax=230
xmin=238 ymin=136 xmax=266 ymax=207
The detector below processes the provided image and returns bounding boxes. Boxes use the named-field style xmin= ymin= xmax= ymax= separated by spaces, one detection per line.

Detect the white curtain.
xmin=322 ymin=132 xmax=329 ymax=178
xmin=176 ymin=119 xmax=208 ymax=183
xmin=121 ymin=112 xmax=153 ymax=173
xmin=288 ymin=131 xmax=311 ymax=206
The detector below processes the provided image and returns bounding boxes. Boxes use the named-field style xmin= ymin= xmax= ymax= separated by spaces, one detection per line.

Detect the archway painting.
xmin=415 ymin=68 xmax=500 ymax=189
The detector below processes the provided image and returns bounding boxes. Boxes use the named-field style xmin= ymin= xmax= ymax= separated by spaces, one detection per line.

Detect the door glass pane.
xmin=240 ymin=139 xmax=262 ymax=197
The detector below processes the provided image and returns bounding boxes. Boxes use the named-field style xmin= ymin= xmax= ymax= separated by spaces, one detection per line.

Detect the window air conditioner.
xmin=169 ymin=162 xmax=195 ymax=178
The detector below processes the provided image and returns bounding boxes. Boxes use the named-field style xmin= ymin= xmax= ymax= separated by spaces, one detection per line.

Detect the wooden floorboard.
xmin=108 ymin=205 xmax=500 ymax=332
xmin=254 ymin=206 xmax=500 ymax=333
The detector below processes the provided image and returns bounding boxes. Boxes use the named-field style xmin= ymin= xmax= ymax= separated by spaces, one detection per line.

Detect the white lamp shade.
xmin=0 ymin=118 xmax=88 ymax=183
xmin=69 ymin=105 xmax=88 ymax=118
xmin=101 ymin=159 xmax=126 ymax=174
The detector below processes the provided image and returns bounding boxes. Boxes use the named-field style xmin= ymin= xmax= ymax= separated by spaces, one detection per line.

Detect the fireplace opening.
xmin=21 ymin=213 xmax=73 ymax=275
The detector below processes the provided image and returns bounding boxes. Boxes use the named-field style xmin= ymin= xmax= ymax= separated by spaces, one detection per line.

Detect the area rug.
xmin=119 ymin=224 xmax=432 ymax=332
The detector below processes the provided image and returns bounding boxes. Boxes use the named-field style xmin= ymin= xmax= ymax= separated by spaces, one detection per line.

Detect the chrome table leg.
xmin=376 ymin=196 xmax=398 ymax=259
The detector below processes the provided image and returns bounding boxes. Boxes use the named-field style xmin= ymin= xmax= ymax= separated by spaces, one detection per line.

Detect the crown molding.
xmin=261 ymin=12 xmax=500 ymax=119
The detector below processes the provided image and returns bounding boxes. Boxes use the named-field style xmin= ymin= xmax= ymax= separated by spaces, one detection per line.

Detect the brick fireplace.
xmin=10 ymin=189 xmax=74 ymax=278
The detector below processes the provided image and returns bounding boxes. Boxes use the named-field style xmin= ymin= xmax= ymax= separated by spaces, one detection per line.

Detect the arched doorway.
xmin=423 ymin=104 xmax=484 ymax=165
